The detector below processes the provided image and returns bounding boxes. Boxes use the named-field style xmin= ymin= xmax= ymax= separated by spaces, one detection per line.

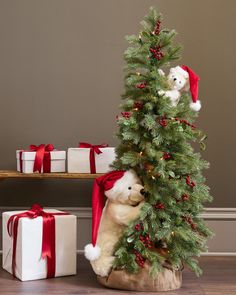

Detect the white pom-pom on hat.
xmin=84 ymin=244 xmax=101 ymax=261
xmin=190 ymin=100 xmax=201 ymax=111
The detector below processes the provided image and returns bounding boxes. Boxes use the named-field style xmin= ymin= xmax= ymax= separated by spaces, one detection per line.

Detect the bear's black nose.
xmin=140 ymin=189 xmax=145 ymax=195
xmin=173 ymin=78 xmax=177 ymax=81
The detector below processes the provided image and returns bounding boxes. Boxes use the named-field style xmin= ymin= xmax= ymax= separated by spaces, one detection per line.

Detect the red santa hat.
xmin=181 ymin=65 xmax=201 ymax=111
xmin=84 ymin=170 xmax=125 ymax=261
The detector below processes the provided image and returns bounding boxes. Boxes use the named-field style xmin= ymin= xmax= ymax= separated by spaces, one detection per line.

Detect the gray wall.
xmin=0 ymin=0 xmax=235 ymax=207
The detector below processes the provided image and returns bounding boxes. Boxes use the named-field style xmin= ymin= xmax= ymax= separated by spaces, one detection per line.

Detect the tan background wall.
xmin=0 ymin=0 xmax=235 ymax=207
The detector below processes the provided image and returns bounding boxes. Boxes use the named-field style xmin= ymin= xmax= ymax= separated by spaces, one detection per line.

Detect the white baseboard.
xmin=201 ymin=208 xmax=236 ymax=220
xmin=200 ymin=252 xmax=236 ymax=256
xmin=0 ymin=207 xmax=236 ymax=256
xmin=1 ymin=206 xmax=236 ymax=218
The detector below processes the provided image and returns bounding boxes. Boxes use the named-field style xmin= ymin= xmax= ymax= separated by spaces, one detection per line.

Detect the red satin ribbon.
xmin=79 ymin=142 xmax=108 ymax=173
xmin=7 ymin=204 xmax=70 ymax=278
xmin=19 ymin=144 xmax=54 ymax=173
xmin=30 ymin=144 xmax=54 ymax=173
xmin=19 ymin=151 xmax=23 ymax=173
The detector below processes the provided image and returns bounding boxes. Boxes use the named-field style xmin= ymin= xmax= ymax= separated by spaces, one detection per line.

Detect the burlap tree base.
xmin=97 ymin=264 xmax=182 ymax=292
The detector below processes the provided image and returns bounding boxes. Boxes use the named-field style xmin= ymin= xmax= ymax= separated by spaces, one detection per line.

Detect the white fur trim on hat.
xmin=105 ymin=170 xmax=140 ymax=200
xmin=174 ymin=66 xmax=189 ymax=79
xmin=190 ymin=100 xmax=201 ymax=111
xmin=84 ymin=243 xmax=101 ymax=261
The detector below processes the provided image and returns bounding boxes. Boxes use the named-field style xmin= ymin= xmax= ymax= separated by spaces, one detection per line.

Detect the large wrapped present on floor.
xmin=16 ymin=144 xmax=66 ymax=173
xmin=2 ymin=204 xmax=77 ymax=281
xmin=67 ymin=142 xmax=116 ymax=173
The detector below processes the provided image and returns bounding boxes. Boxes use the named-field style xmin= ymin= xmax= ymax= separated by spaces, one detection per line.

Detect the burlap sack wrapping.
xmin=97 ymin=263 xmax=182 ymax=292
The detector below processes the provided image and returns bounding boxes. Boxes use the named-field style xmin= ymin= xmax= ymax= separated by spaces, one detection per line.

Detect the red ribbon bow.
xmin=7 ymin=204 xmax=70 ymax=278
xmin=79 ymin=142 xmax=108 ymax=173
xmin=20 ymin=144 xmax=54 ymax=173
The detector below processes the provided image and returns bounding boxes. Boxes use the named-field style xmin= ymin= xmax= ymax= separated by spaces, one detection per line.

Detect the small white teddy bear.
xmin=158 ymin=65 xmax=201 ymax=111
xmin=84 ymin=170 xmax=145 ymax=277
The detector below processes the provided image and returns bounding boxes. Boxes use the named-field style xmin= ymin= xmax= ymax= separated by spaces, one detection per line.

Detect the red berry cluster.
xmin=175 ymin=193 xmax=190 ymax=203
xmin=158 ymin=117 xmax=168 ymax=127
xmin=153 ymin=202 xmax=165 ymax=210
xmin=191 ymin=223 xmax=197 ymax=230
xmin=175 ymin=198 xmax=181 ymax=203
xmin=153 ymin=20 xmax=161 ymax=35
xmin=181 ymin=194 xmax=189 ymax=201
xmin=121 ymin=112 xmax=131 ymax=119
xmin=139 ymin=234 xmax=152 ymax=248
xmin=184 ymin=216 xmax=197 ymax=230
xmin=174 ymin=118 xmax=196 ymax=129
xmin=133 ymin=101 xmax=143 ymax=110
xmin=186 ymin=175 xmax=196 ymax=188
xmin=150 ymin=45 xmax=164 ymax=60
xmin=133 ymin=250 xmax=146 ymax=268
xmin=134 ymin=223 xmax=144 ymax=231
xmin=163 ymin=152 xmax=171 ymax=160
xmin=136 ymin=82 xmax=147 ymax=89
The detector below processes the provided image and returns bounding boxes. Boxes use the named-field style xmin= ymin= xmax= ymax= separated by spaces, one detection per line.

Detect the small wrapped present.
xmin=16 ymin=144 xmax=66 ymax=173
xmin=2 ymin=204 xmax=77 ymax=281
xmin=67 ymin=142 xmax=116 ymax=173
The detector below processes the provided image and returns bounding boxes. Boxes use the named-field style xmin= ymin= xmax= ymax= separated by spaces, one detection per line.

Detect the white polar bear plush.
xmin=158 ymin=65 xmax=201 ymax=111
xmin=84 ymin=170 xmax=145 ymax=277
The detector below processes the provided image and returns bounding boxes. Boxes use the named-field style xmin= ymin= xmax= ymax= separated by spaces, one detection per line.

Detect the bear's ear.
xmin=158 ymin=69 xmax=165 ymax=76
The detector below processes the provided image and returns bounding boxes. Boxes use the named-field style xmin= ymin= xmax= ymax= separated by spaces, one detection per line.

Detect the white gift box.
xmin=67 ymin=147 xmax=116 ymax=173
xmin=16 ymin=150 xmax=66 ymax=173
xmin=2 ymin=209 xmax=77 ymax=281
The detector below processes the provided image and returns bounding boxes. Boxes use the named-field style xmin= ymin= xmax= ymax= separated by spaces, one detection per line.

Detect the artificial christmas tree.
xmin=86 ymin=7 xmax=213 ymax=292
xmin=110 ymin=7 xmax=212 ymax=291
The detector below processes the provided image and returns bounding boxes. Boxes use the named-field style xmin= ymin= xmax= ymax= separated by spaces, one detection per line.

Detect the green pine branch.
xmin=112 ymin=7 xmax=213 ymax=277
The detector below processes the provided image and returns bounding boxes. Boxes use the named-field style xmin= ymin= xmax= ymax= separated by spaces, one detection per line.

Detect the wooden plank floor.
xmin=0 ymin=256 xmax=235 ymax=295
